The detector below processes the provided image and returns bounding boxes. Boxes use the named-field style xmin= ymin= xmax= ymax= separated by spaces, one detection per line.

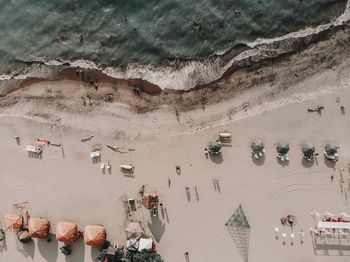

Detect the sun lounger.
xmin=253 ymin=153 xmax=259 ymax=159
xmin=100 ymin=163 xmax=105 ymax=169
xmin=90 ymin=151 xmax=101 ymax=158
xmin=25 ymin=145 xmax=42 ymax=154
xmin=121 ymin=164 xmax=134 ymax=171
xmin=107 ymin=162 xmax=111 ymax=169
xmin=258 ymin=151 xmax=263 ymax=157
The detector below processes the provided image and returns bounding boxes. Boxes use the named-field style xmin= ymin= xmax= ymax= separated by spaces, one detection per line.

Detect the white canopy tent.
xmin=318 ymin=221 xmax=350 ymax=230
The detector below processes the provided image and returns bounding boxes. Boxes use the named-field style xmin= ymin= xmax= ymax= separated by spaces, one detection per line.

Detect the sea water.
xmin=0 ymin=0 xmax=347 ymax=89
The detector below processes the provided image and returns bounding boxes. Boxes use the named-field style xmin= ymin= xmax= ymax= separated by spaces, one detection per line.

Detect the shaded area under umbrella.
xmin=302 ymin=142 xmax=315 ymax=159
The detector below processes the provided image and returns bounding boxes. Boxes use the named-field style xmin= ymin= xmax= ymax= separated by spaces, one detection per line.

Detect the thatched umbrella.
xmin=251 ymin=140 xmax=264 ymax=153
xmin=276 ymin=143 xmax=289 ymax=155
xmin=5 ymin=214 xmax=23 ymax=230
xmin=56 ymin=222 xmax=78 ymax=245
xmin=208 ymin=141 xmax=222 ymax=154
xmin=28 ymin=218 xmax=50 ymax=239
xmin=325 ymin=144 xmax=338 ymax=156
xmin=84 ymin=225 xmax=106 ymax=247
xmin=302 ymin=142 xmax=315 ymax=158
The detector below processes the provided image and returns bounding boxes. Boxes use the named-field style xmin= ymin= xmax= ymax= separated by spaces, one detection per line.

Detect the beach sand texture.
xmin=1 ymin=55 xmax=350 ymax=261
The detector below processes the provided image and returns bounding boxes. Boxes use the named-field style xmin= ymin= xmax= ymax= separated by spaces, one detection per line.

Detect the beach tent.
xmin=142 ymin=195 xmax=155 ymax=209
xmin=208 ymin=141 xmax=222 ymax=153
xmin=125 ymin=222 xmax=144 ymax=235
xmin=325 ymin=144 xmax=338 ymax=156
xmin=84 ymin=225 xmax=106 ymax=247
xmin=28 ymin=218 xmax=50 ymax=239
xmin=302 ymin=142 xmax=315 ymax=158
xmin=138 ymin=238 xmax=153 ymax=251
xmin=251 ymin=140 xmax=264 ymax=153
xmin=276 ymin=143 xmax=289 ymax=155
xmin=56 ymin=222 xmax=78 ymax=244
xmin=5 ymin=214 xmax=23 ymax=230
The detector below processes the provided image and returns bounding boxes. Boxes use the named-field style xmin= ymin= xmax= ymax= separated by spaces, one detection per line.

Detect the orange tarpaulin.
xmin=28 ymin=218 xmax=50 ymax=239
xmin=56 ymin=222 xmax=78 ymax=244
xmin=84 ymin=225 xmax=106 ymax=247
xmin=5 ymin=214 xmax=23 ymax=230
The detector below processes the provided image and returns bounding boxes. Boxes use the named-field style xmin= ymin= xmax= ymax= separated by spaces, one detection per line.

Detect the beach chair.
xmin=120 ymin=164 xmax=134 ymax=171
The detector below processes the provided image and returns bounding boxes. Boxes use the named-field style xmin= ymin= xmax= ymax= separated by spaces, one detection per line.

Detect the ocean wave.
xmin=0 ymin=0 xmax=349 ymax=91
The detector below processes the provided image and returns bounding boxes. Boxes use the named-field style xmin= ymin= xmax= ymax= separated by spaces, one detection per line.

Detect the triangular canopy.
xmin=28 ymin=218 xmax=50 ymax=239
xmin=325 ymin=144 xmax=338 ymax=156
xmin=225 ymin=205 xmax=250 ymax=262
xmin=5 ymin=214 xmax=23 ymax=230
xmin=125 ymin=222 xmax=144 ymax=234
xmin=251 ymin=140 xmax=264 ymax=153
xmin=56 ymin=222 xmax=78 ymax=244
xmin=142 ymin=195 xmax=155 ymax=209
xmin=84 ymin=225 xmax=106 ymax=247
xmin=276 ymin=143 xmax=289 ymax=155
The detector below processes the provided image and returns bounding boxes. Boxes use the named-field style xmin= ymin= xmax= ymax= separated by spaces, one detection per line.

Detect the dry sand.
xmin=1 ymin=60 xmax=350 ymax=262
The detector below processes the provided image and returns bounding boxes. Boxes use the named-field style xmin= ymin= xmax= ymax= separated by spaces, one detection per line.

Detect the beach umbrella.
xmin=208 ymin=141 xmax=222 ymax=153
xmin=84 ymin=225 xmax=106 ymax=247
xmin=125 ymin=222 xmax=144 ymax=235
xmin=276 ymin=143 xmax=289 ymax=155
xmin=142 ymin=195 xmax=155 ymax=209
xmin=28 ymin=218 xmax=50 ymax=239
xmin=5 ymin=214 xmax=23 ymax=230
xmin=302 ymin=142 xmax=315 ymax=157
xmin=56 ymin=222 xmax=78 ymax=245
xmin=325 ymin=144 xmax=338 ymax=156
xmin=251 ymin=140 xmax=264 ymax=153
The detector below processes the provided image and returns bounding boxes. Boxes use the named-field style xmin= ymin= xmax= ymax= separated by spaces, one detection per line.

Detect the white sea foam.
xmin=1 ymin=0 xmax=349 ymax=91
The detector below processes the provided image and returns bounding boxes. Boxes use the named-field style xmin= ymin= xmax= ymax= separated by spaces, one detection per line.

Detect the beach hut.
xmin=142 ymin=195 xmax=155 ymax=209
xmin=5 ymin=214 xmax=23 ymax=230
xmin=324 ymin=144 xmax=339 ymax=161
xmin=28 ymin=218 xmax=50 ymax=239
xmin=251 ymin=140 xmax=265 ymax=158
xmin=84 ymin=225 xmax=106 ymax=247
xmin=302 ymin=142 xmax=315 ymax=161
xmin=125 ymin=222 xmax=144 ymax=236
xmin=276 ymin=143 xmax=289 ymax=161
xmin=208 ymin=141 xmax=222 ymax=154
xmin=56 ymin=222 xmax=78 ymax=245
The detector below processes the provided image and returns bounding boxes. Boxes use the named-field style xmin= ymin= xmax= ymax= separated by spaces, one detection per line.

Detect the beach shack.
xmin=84 ymin=225 xmax=106 ymax=247
xmin=56 ymin=222 xmax=78 ymax=245
xmin=28 ymin=217 xmax=50 ymax=239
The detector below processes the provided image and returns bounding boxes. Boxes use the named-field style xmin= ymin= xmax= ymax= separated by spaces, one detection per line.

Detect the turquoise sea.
xmin=0 ymin=0 xmax=347 ymax=89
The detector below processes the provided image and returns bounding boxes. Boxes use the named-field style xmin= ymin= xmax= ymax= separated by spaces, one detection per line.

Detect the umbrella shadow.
xmin=209 ymin=153 xmax=223 ymax=164
xmin=301 ymin=158 xmax=315 ymax=168
xmin=65 ymin=238 xmax=85 ymax=262
xmin=324 ymin=156 xmax=336 ymax=168
xmin=17 ymin=239 xmax=35 ymax=259
xmin=37 ymin=235 xmax=58 ymax=262
xmin=251 ymin=154 xmax=265 ymax=166
xmin=148 ymin=213 xmax=166 ymax=243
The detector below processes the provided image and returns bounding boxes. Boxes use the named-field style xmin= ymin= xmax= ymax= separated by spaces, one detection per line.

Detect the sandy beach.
xmin=0 ymin=45 xmax=350 ymax=262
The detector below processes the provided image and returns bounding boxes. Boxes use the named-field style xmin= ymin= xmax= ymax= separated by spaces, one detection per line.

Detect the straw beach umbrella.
xmin=325 ymin=144 xmax=338 ymax=156
xmin=56 ymin=222 xmax=78 ymax=245
xmin=302 ymin=142 xmax=315 ymax=158
xmin=84 ymin=225 xmax=106 ymax=247
xmin=208 ymin=141 xmax=222 ymax=154
xmin=276 ymin=143 xmax=289 ymax=155
xmin=251 ymin=140 xmax=264 ymax=153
